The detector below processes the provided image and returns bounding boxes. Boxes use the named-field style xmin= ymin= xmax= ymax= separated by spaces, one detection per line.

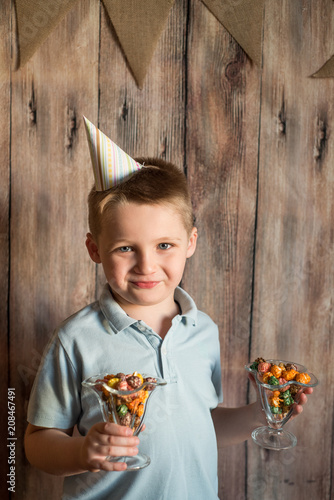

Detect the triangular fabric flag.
xmin=102 ymin=0 xmax=175 ymax=88
xmin=311 ymin=55 xmax=334 ymax=78
xmin=83 ymin=116 xmax=143 ymax=191
xmin=202 ymin=0 xmax=265 ymax=66
xmin=14 ymin=0 xmax=79 ymax=68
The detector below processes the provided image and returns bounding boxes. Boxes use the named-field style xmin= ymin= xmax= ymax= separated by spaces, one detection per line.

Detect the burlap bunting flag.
xmin=8 ymin=0 xmax=334 ymax=86
xmin=202 ymin=0 xmax=264 ymax=67
xmin=311 ymin=55 xmax=334 ymax=78
xmin=14 ymin=0 xmax=79 ymax=69
xmin=103 ymin=0 xmax=175 ymax=88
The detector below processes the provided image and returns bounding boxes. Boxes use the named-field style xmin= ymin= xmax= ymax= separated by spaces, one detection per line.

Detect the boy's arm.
xmin=24 ymin=422 xmax=140 ymax=476
xmin=211 ymin=401 xmax=265 ymax=447
xmin=212 ymin=388 xmax=312 ymax=447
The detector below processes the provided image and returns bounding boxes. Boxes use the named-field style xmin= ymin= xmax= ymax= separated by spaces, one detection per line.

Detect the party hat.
xmin=83 ymin=116 xmax=143 ymax=191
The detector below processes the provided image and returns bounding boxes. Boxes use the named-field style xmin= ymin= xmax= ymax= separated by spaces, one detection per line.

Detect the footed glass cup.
xmin=82 ymin=374 xmax=166 ymax=470
xmin=245 ymin=360 xmax=318 ymax=450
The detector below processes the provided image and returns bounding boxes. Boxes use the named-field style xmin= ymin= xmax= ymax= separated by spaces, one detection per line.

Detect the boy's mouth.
xmin=131 ymin=281 xmax=160 ymax=289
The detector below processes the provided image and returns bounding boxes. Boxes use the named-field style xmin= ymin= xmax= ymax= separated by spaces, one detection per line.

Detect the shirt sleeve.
xmin=27 ymin=332 xmax=82 ymax=429
xmin=212 ymin=326 xmax=223 ymax=404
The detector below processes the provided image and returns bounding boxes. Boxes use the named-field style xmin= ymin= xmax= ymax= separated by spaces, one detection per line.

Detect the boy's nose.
xmin=134 ymin=251 xmax=156 ymax=275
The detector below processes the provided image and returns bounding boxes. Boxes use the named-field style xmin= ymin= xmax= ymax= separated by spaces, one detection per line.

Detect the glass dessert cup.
xmin=245 ymin=360 xmax=319 ymax=451
xmin=82 ymin=373 xmax=167 ymax=470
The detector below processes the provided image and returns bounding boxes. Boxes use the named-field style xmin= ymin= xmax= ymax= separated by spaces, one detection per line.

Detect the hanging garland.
xmin=11 ymin=0 xmax=334 ymax=87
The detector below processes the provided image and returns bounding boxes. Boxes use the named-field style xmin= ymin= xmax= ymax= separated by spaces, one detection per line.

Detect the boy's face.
xmin=86 ymin=202 xmax=197 ymax=311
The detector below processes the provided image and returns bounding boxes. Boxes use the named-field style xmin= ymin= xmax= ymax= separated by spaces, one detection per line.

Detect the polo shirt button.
xmin=161 ymin=346 xmax=167 ymax=355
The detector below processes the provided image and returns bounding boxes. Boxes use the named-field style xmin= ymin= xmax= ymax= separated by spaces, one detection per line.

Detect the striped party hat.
xmin=83 ymin=116 xmax=143 ymax=191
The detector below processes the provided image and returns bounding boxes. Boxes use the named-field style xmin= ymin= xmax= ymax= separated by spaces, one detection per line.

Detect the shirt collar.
xmin=174 ymin=286 xmax=198 ymax=325
xmin=99 ymin=284 xmax=198 ymax=335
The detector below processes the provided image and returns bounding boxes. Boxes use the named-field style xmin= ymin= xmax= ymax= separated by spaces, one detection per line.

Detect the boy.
xmin=25 ymin=118 xmax=312 ymax=500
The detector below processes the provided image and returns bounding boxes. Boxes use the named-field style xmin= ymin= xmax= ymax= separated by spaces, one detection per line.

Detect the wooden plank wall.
xmin=2 ymin=0 xmax=333 ymax=498
xmin=0 ymin=0 xmax=11 ymax=497
xmin=249 ymin=2 xmax=334 ymax=499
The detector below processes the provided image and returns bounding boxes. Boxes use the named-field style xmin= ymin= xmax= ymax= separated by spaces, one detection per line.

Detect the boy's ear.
xmin=186 ymin=227 xmax=197 ymax=258
xmin=85 ymin=233 xmax=102 ymax=264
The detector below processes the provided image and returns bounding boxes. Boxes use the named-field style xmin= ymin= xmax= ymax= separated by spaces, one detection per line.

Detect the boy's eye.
xmin=119 ymin=246 xmax=132 ymax=252
xmin=158 ymin=243 xmax=172 ymax=250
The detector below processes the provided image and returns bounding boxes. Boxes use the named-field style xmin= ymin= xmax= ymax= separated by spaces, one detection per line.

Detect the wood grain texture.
xmin=2 ymin=0 xmax=334 ymax=498
xmin=99 ymin=0 xmax=186 ymax=160
xmin=182 ymin=1 xmax=260 ymax=498
xmin=248 ymin=1 xmax=334 ymax=499
xmin=9 ymin=0 xmax=99 ymax=497
xmin=0 ymin=3 xmax=11 ymax=500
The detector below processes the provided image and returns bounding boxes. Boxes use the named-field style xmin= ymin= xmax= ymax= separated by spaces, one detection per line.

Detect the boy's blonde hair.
xmin=88 ymin=158 xmax=194 ymax=238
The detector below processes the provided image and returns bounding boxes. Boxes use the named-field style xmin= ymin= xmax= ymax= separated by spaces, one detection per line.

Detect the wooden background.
xmin=1 ymin=0 xmax=333 ymax=498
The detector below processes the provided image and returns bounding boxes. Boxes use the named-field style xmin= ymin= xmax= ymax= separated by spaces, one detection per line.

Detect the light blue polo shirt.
xmin=28 ymin=284 xmax=223 ymax=500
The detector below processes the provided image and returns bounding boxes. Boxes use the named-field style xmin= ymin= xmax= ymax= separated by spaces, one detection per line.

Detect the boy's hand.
xmin=248 ymin=373 xmax=313 ymax=423
xmin=80 ymin=422 xmax=140 ymax=472
xmin=290 ymin=386 xmax=313 ymax=419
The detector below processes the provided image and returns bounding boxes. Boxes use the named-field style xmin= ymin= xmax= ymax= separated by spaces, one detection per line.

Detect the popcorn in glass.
xmin=245 ymin=359 xmax=318 ymax=450
xmin=82 ymin=372 xmax=166 ymax=469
